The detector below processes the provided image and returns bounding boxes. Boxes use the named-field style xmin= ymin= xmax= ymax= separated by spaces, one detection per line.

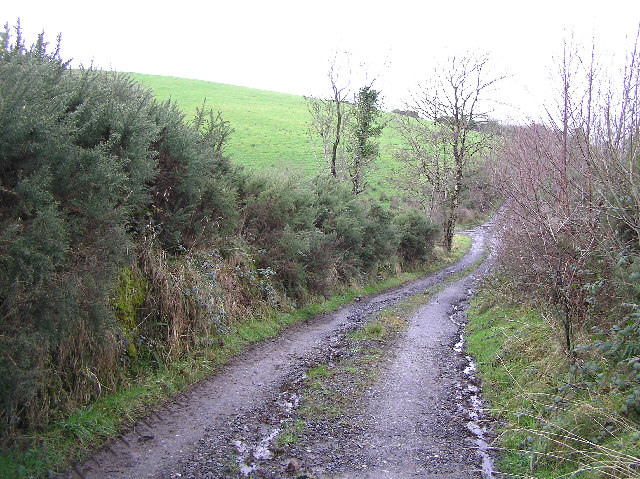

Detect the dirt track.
xmin=65 ymin=220 xmax=497 ymax=479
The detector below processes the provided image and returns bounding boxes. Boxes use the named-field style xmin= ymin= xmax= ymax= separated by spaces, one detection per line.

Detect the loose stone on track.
xmin=64 ymin=219 xmax=498 ymax=479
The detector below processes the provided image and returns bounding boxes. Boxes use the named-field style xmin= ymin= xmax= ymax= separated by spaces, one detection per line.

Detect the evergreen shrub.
xmin=0 ymin=24 xmax=237 ymax=433
xmin=394 ymin=209 xmax=439 ymax=264
xmin=0 ymin=22 xmax=443 ymax=444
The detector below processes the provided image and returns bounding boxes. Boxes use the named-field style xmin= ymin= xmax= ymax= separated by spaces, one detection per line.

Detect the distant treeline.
xmin=391 ymin=109 xmax=419 ymax=118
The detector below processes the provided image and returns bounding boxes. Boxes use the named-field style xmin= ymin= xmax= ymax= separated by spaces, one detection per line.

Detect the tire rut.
xmin=64 ymin=221 xmax=494 ymax=479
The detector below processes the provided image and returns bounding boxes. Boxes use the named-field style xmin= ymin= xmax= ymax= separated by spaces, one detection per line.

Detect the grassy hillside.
xmin=131 ymin=73 xmax=405 ymax=200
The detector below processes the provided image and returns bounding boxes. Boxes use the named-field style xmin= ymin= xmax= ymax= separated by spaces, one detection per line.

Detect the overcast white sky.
xmin=4 ymin=0 xmax=640 ymax=122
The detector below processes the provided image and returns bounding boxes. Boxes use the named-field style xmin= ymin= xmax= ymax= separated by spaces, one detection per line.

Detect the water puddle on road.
xmin=233 ymin=427 xmax=280 ymax=474
xmin=454 ymin=333 xmax=465 ymax=353
xmin=454 ymin=334 xmax=497 ymax=479
xmin=232 ymin=388 xmax=300 ymax=475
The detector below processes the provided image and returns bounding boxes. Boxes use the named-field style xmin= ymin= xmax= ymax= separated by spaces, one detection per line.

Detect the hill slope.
xmin=131 ymin=73 xmax=404 ymax=199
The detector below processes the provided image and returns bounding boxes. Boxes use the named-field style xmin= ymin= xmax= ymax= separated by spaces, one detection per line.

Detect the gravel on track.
xmin=64 ymin=219 xmax=498 ymax=479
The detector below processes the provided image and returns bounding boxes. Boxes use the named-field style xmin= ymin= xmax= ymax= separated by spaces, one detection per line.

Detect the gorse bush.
xmin=394 ymin=209 xmax=439 ymax=265
xmin=238 ymin=172 xmax=426 ymax=300
xmin=0 ymin=23 xmax=443 ymax=447
xmin=0 ymin=24 xmax=237 ymax=435
xmin=0 ymin=26 xmax=156 ymax=433
xmin=149 ymin=98 xmax=239 ymax=251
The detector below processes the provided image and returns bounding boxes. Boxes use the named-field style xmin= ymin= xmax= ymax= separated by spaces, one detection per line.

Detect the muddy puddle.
xmin=454 ymin=331 xmax=496 ymax=478
xmin=232 ymin=385 xmax=302 ymax=474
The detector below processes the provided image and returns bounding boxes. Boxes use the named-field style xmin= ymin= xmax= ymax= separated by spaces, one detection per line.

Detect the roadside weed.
xmin=467 ymin=288 xmax=640 ymax=478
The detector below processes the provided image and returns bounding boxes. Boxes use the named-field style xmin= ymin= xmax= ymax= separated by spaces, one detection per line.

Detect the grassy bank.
xmin=0 ymin=236 xmax=471 ymax=478
xmin=466 ymin=286 xmax=640 ymax=478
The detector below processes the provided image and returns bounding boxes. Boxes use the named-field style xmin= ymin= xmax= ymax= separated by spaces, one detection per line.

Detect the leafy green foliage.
xmin=577 ymin=306 xmax=640 ymax=417
xmin=0 ymin=24 xmax=156 ymax=433
xmin=0 ymin=23 xmax=445 ymax=467
xmin=394 ymin=209 xmax=439 ymax=264
xmin=239 ymin=172 xmax=413 ymax=300
xmin=348 ymin=86 xmax=384 ymax=194
xmin=148 ymin=98 xmax=239 ymax=251
xmin=0 ymin=23 xmax=237 ymax=434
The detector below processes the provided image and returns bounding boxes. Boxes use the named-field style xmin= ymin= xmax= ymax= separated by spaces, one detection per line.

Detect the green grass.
xmin=307 ymin=364 xmax=330 ymax=380
xmin=0 ymin=234 xmax=472 ymax=479
xmin=130 ymin=73 xmax=500 ymax=220
xmin=273 ymin=419 xmax=305 ymax=449
xmin=130 ymin=73 xmax=406 ymax=200
xmin=467 ymin=288 xmax=640 ymax=478
xmin=295 ymin=309 xmax=408 ymax=426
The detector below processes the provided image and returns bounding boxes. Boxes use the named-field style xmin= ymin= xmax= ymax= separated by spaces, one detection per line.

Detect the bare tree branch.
xmin=399 ymin=53 xmax=503 ymax=251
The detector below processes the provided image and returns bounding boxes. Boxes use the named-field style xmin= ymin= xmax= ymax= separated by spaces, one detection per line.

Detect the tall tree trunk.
xmin=330 ymin=89 xmax=342 ymax=178
xmin=442 ymin=190 xmax=459 ymax=252
xmin=443 ymin=152 xmax=464 ymax=252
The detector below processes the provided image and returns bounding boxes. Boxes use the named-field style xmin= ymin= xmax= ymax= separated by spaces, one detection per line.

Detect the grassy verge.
xmin=466 ymin=287 xmax=640 ymax=478
xmin=0 ymin=235 xmax=471 ymax=478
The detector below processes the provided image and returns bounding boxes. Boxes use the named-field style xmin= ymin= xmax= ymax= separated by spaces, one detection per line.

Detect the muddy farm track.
xmin=64 ymin=220 xmax=498 ymax=479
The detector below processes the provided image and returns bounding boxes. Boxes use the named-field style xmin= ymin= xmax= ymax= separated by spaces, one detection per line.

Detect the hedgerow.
xmin=0 ymin=23 xmax=442 ymax=446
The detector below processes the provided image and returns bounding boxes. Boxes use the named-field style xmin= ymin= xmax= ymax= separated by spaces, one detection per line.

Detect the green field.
xmin=131 ymin=73 xmax=405 ymax=200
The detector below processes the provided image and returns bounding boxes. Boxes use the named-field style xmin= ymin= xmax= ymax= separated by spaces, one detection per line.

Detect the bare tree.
xmin=307 ymin=54 xmax=384 ymax=195
xmin=495 ymin=121 xmax=599 ymax=356
xmin=589 ymin=28 xmax=640 ymax=246
xmin=403 ymin=54 xmax=502 ymax=251
xmin=394 ymin=115 xmax=452 ymax=216
xmin=306 ymin=54 xmax=352 ymax=179
xmin=492 ymin=34 xmax=639 ymax=355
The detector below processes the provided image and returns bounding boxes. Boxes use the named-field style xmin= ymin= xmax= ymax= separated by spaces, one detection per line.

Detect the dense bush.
xmin=149 ymin=99 xmax=239 ymax=251
xmin=0 ymin=28 xmax=158 ymax=432
xmin=394 ymin=209 xmax=439 ymax=264
xmin=238 ymin=173 xmax=424 ymax=300
xmin=0 ymin=25 xmax=237 ymax=434
xmin=0 ymin=24 xmax=442 ymax=441
xmin=310 ymin=175 xmax=398 ymax=280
